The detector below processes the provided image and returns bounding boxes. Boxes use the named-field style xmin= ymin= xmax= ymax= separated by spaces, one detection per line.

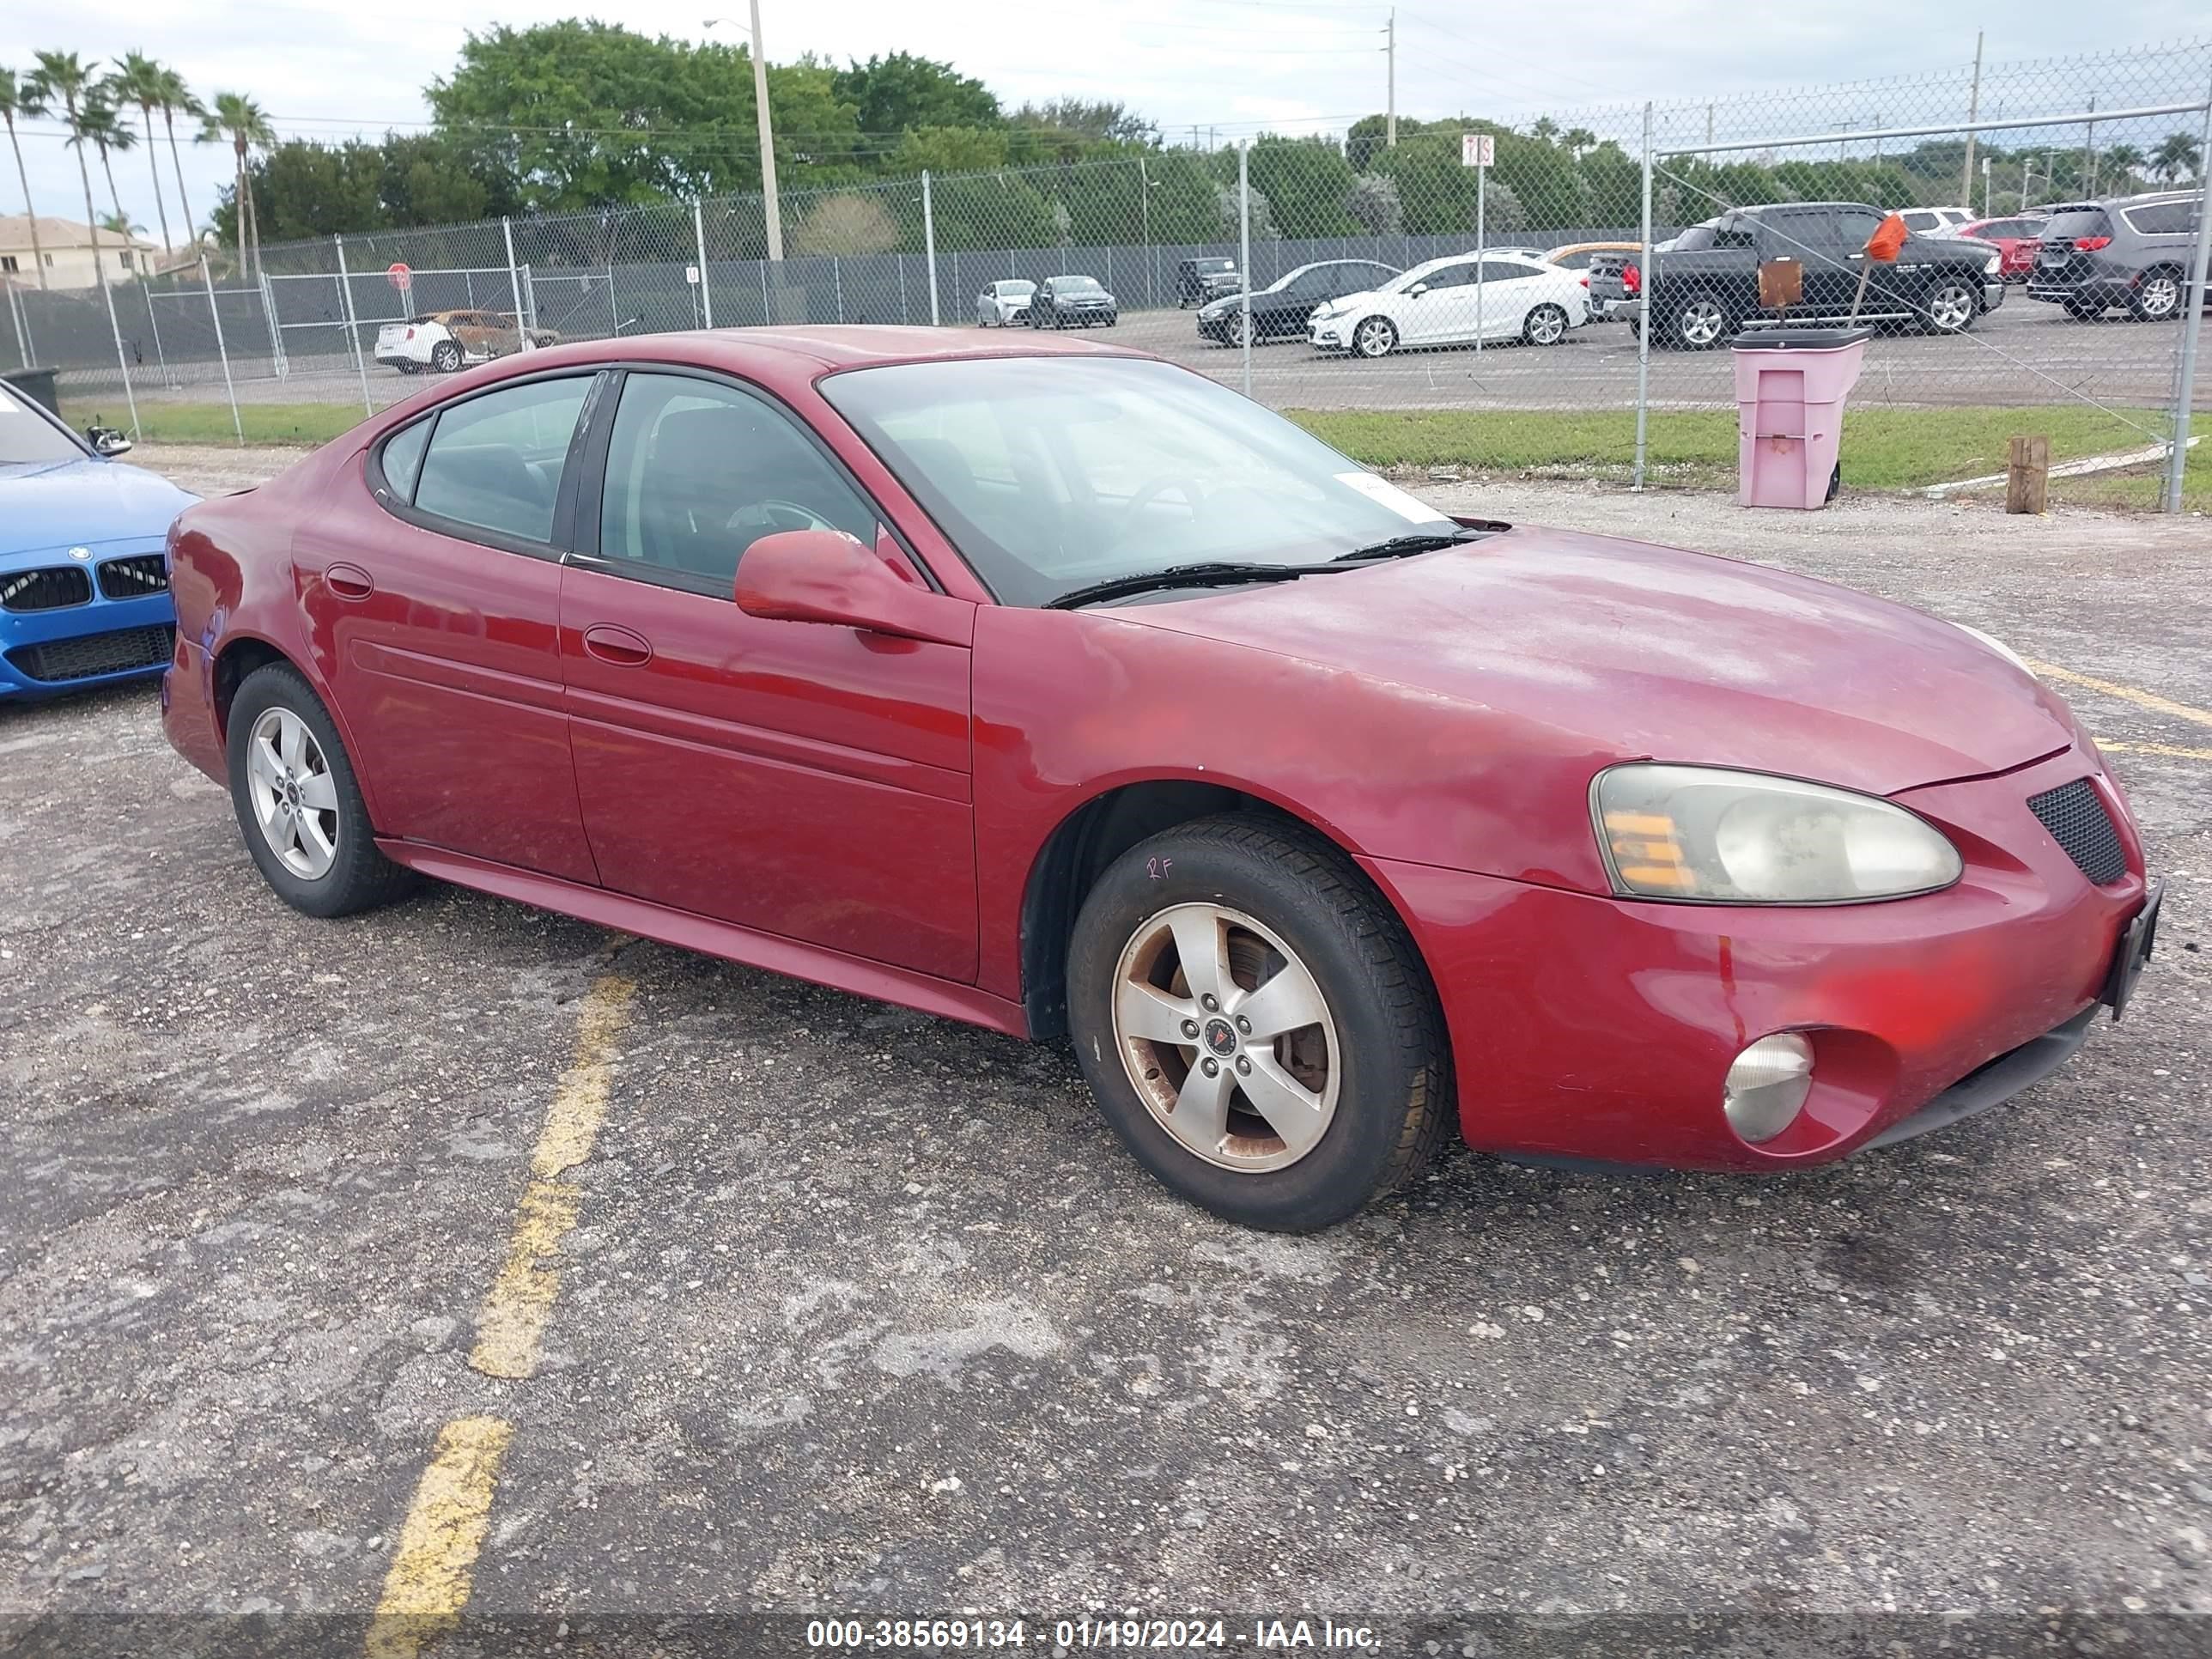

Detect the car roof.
xmin=448 ymin=325 xmax=1141 ymax=388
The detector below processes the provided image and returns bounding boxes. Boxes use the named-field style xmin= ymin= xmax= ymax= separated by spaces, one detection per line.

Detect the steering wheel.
xmin=1106 ymin=475 xmax=1210 ymax=551
xmin=730 ymin=498 xmax=839 ymax=536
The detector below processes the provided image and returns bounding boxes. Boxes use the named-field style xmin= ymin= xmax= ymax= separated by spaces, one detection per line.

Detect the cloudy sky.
xmin=5 ymin=0 xmax=2193 ymax=243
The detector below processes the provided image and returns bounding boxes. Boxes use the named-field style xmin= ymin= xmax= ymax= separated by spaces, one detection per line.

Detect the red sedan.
xmin=160 ymin=328 xmax=2159 ymax=1231
xmin=1959 ymin=215 xmax=2047 ymax=282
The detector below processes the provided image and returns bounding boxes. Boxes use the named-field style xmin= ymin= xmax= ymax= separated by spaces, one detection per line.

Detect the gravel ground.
xmin=3 ymin=447 xmax=2207 ymax=1656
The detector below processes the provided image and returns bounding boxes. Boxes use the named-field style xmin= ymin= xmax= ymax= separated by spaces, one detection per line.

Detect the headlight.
xmin=1311 ymin=301 xmax=1346 ymax=321
xmin=1953 ymin=621 xmax=2034 ymax=678
xmin=1984 ymin=252 xmax=2002 ymax=276
xmin=1592 ymin=763 xmax=1962 ymax=903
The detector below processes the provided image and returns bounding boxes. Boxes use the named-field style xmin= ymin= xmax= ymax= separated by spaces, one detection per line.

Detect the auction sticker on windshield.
xmin=1334 ymin=471 xmax=1442 ymax=522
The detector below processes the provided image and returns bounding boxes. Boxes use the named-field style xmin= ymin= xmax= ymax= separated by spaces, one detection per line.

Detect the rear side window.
xmin=2122 ymin=200 xmax=2195 ymax=235
xmin=412 ymin=376 xmax=592 ymax=544
xmin=2045 ymin=209 xmax=2112 ymax=241
xmin=378 ymin=418 xmax=430 ymax=501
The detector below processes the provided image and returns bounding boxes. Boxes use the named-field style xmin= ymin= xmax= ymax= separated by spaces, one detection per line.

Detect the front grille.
xmin=96 ymin=553 xmax=169 ymax=600
xmin=8 ymin=623 xmax=176 ymax=684
xmin=1 ymin=566 xmax=93 ymax=612
xmin=2027 ymin=777 xmax=2127 ymax=885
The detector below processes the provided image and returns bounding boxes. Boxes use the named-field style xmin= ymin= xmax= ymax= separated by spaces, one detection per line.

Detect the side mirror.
xmin=87 ymin=425 xmax=132 ymax=457
xmin=734 ymin=530 xmax=973 ymax=647
xmin=1407 ymin=283 xmax=1429 ymax=299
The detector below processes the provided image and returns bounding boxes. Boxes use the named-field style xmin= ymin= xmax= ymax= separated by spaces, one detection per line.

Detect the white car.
xmin=975 ymin=280 xmax=1036 ymax=327
xmin=374 ymin=310 xmax=556 ymax=374
xmin=1308 ymin=252 xmax=1589 ymax=358
xmin=1897 ymin=206 xmax=1975 ymax=235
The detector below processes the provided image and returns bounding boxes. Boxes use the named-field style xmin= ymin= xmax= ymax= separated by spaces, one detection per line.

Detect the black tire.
xmin=1522 ymin=301 xmax=1570 ymax=346
xmin=394 ymin=362 xmax=419 ymax=375
xmin=2062 ymin=296 xmax=2105 ymax=321
xmin=1066 ymin=814 xmax=1451 ymax=1231
xmin=1665 ymin=289 xmax=1735 ymax=350
xmin=430 ymin=340 xmax=463 ymax=373
xmin=2130 ymin=269 xmax=2184 ymax=322
xmin=1917 ymin=274 xmax=1981 ymax=335
xmin=225 ymin=662 xmax=412 ymax=920
xmin=1351 ymin=315 xmax=1398 ymax=359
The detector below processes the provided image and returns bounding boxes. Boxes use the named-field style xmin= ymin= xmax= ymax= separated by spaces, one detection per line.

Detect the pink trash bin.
xmin=1730 ymin=326 xmax=1872 ymax=510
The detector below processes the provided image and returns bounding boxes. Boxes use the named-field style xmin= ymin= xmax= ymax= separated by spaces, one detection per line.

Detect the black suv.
xmin=2027 ymin=192 xmax=2205 ymax=322
xmin=1587 ymin=201 xmax=2004 ymax=348
xmin=1176 ymin=258 xmax=1243 ymax=307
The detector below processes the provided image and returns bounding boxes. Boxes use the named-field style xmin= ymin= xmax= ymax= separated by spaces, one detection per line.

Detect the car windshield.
xmin=1382 ymin=258 xmax=1461 ymax=294
xmin=1055 ymin=276 xmax=1102 ymax=292
xmin=0 ymin=386 xmax=87 ymax=465
xmin=1191 ymin=259 xmax=1233 ymax=272
xmin=821 ymin=356 xmax=1459 ymax=609
xmin=995 ymin=282 xmax=1033 ymax=295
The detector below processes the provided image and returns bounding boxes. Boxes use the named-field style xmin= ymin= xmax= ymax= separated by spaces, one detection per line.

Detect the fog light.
xmin=1723 ymin=1033 xmax=1814 ymax=1144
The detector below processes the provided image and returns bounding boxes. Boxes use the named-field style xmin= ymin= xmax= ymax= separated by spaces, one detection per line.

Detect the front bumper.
xmin=1362 ymin=746 xmax=2149 ymax=1172
xmin=1 ymin=583 xmax=176 ymax=700
xmin=1982 ymin=279 xmax=2006 ymax=312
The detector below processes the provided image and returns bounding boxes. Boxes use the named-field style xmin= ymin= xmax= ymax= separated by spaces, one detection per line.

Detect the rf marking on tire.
xmin=364 ymin=972 xmax=635 ymax=1659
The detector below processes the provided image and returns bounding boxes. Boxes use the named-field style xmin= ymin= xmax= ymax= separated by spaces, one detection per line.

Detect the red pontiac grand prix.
xmin=161 ymin=327 xmax=2160 ymax=1231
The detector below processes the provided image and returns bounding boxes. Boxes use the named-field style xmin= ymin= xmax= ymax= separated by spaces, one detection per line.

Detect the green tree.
xmin=1245 ymin=136 xmax=1358 ymax=237
xmin=107 ymin=52 xmax=173 ymax=255
xmin=198 ymin=91 xmax=275 ymax=278
xmin=831 ymin=52 xmax=998 ymax=137
xmin=28 ymin=52 xmax=117 ymax=285
xmin=2150 ymin=131 xmax=2203 ymax=183
xmin=73 ymin=97 xmax=138 ymax=267
xmin=0 ymin=69 xmax=47 ymax=288
xmin=154 ymin=66 xmax=203 ymax=244
xmin=254 ymin=139 xmax=386 ymax=240
xmin=2101 ymin=143 xmax=2144 ymax=187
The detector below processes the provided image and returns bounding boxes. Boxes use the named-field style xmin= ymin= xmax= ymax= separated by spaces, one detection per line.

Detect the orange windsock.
xmin=1864 ymin=212 xmax=1910 ymax=263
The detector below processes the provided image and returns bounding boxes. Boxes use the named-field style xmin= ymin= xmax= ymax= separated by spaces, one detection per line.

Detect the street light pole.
xmin=705 ymin=10 xmax=783 ymax=264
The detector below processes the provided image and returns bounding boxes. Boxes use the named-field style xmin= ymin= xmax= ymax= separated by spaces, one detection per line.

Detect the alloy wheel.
xmin=1526 ymin=304 xmax=1567 ymax=345
xmin=1353 ymin=318 xmax=1395 ymax=358
xmin=1231 ymin=312 xmax=1255 ymax=347
xmin=1109 ymin=902 xmax=1340 ymax=1174
xmin=1926 ymin=283 xmax=1975 ymax=331
xmin=2139 ymin=275 xmax=2180 ymax=318
xmin=1677 ymin=299 xmax=1724 ymax=348
xmin=246 ymin=707 xmax=340 ymax=880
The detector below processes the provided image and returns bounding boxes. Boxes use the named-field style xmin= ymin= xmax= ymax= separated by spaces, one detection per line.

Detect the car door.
xmin=1401 ymin=261 xmax=1476 ymax=345
xmin=307 ymin=370 xmax=603 ymax=883
xmin=557 ymin=368 xmax=979 ymax=981
xmin=1474 ymin=258 xmax=1547 ymax=340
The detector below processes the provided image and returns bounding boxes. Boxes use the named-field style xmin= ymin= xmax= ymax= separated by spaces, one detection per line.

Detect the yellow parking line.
xmin=2029 ymin=660 xmax=2212 ymax=732
xmin=364 ymin=1416 xmax=514 ymax=1659
xmin=363 ymin=973 xmax=636 ymax=1659
xmin=471 ymin=974 xmax=636 ymax=1379
xmin=2097 ymin=738 xmax=2212 ymax=763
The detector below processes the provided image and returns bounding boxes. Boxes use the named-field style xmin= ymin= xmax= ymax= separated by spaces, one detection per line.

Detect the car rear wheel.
xmin=1066 ymin=815 xmax=1450 ymax=1231
xmin=227 ymin=663 xmax=412 ymax=919
xmin=1522 ymin=302 xmax=1570 ymax=346
xmin=1352 ymin=316 xmax=1398 ymax=358
xmin=430 ymin=340 xmax=463 ymax=372
xmin=1920 ymin=277 xmax=1980 ymax=334
xmin=2062 ymin=295 xmax=2105 ymax=320
xmin=2130 ymin=270 xmax=2183 ymax=321
xmin=1668 ymin=292 xmax=1735 ymax=349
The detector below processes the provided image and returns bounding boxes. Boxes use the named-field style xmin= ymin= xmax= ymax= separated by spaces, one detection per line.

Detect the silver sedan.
xmin=976 ymin=279 xmax=1036 ymax=327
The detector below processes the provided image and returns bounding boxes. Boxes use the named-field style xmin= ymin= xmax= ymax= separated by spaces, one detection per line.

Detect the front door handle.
xmin=581 ymin=623 xmax=653 ymax=666
xmin=325 ymin=562 xmax=374 ymax=600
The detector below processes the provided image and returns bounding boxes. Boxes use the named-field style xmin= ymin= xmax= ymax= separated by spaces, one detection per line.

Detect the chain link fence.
xmin=7 ymin=40 xmax=2207 ymax=505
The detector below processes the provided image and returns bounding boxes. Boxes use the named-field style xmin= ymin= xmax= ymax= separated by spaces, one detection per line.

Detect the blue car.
xmin=2 ymin=381 xmax=197 ymax=701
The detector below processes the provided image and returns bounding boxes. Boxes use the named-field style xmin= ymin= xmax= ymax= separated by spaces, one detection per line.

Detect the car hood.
xmin=1113 ymin=526 xmax=2077 ymax=797
xmin=0 ymin=458 xmax=198 ymax=562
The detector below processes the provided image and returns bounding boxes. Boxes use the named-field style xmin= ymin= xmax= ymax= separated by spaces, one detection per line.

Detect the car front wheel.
xmin=1920 ymin=277 xmax=1980 ymax=333
xmin=1066 ymin=815 xmax=1449 ymax=1231
xmin=226 ymin=663 xmax=412 ymax=919
xmin=1352 ymin=316 xmax=1398 ymax=358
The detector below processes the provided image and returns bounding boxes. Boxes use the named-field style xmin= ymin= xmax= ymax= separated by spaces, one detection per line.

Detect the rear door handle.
xmin=581 ymin=623 xmax=653 ymax=666
xmin=325 ymin=562 xmax=374 ymax=600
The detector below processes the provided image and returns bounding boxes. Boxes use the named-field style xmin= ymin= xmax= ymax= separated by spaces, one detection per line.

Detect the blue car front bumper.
xmin=0 ymin=545 xmax=178 ymax=700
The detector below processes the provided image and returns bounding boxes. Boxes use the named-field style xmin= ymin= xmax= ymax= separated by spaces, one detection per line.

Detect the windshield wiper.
xmin=1331 ymin=526 xmax=1495 ymax=562
xmin=1046 ymin=561 xmax=1351 ymax=611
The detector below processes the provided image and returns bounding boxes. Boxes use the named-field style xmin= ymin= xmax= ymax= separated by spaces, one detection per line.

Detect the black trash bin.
xmin=2 ymin=366 xmax=61 ymax=418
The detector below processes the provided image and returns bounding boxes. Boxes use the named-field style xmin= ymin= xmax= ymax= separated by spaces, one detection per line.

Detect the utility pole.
xmin=1981 ymin=154 xmax=1990 ymax=216
xmin=2083 ymin=94 xmax=2096 ymax=195
xmin=1960 ymin=30 xmax=1984 ymax=205
xmin=1384 ymin=9 xmax=1396 ymax=149
xmin=705 ymin=12 xmax=783 ymax=262
xmin=1705 ymin=104 xmax=1714 ymax=162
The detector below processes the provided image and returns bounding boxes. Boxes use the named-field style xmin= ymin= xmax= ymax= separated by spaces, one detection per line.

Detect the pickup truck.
xmin=1585 ymin=202 xmax=2005 ymax=349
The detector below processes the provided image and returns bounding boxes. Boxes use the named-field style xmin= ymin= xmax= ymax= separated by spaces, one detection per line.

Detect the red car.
xmin=1958 ymin=215 xmax=2046 ymax=282
xmin=160 ymin=328 xmax=2159 ymax=1231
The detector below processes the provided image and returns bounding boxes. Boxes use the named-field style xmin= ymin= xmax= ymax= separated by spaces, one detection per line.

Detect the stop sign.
xmin=386 ymin=261 xmax=412 ymax=294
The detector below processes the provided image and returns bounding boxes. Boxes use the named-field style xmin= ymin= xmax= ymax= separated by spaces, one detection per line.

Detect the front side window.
xmin=821 ymin=356 xmax=1459 ymax=610
xmin=597 ymin=373 xmax=878 ymax=589
xmin=411 ymin=375 xmax=592 ymax=544
xmin=1833 ymin=208 xmax=1886 ymax=246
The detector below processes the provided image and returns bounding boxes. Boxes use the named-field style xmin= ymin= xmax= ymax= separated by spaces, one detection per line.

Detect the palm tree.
xmin=155 ymin=67 xmax=203 ymax=246
xmin=1562 ymin=127 xmax=1596 ymax=160
xmin=2101 ymin=143 xmax=2145 ymax=188
xmin=1528 ymin=116 xmax=1560 ymax=145
xmin=0 ymin=68 xmax=49 ymax=289
xmin=198 ymin=91 xmax=272 ymax=280
xmin=73 ymin=98 xmax=141 ymax=275
xmin=98 ymin=209 xmax=143 ymax=237
xmin=29 ymin=51 xmax=116 ymax=286
xmin=108 ymin=52 xmax=173 ymax=255
xmin=2149 ymin=131 xmax=2203 ymax=185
